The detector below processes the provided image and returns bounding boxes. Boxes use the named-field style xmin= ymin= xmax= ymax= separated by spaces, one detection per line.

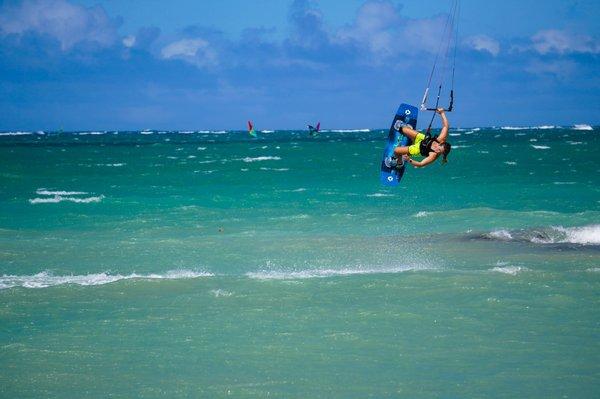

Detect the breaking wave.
xmin=242 ymin=156 xmax=281 ymax=162
xmin=0 ymin=270 xmax=214 ymax=290
xmin=29 ymin=188 xmax=104 ymax=204
xmin=246 ymin=265 xmax=435 ymax=280
xmin=572 ymin=124 xmax=593 ymax=131
xmin=477 ymin=225 xmax=600 ymax=246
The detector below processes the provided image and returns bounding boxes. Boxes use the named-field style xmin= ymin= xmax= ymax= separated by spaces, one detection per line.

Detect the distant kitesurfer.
xmin=388 ymin=108 xmax=451 ymax=168
xmin=308 ymin=122 xmax=320 ymax=137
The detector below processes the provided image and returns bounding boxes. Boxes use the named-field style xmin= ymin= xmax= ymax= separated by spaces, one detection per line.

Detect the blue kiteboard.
xmin=380 ymin=103 xmax=418 ymax=186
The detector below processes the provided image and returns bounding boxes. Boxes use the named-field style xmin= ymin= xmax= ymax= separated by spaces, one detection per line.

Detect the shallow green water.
xmin=1 ymin=127 xmax=599 ymax=397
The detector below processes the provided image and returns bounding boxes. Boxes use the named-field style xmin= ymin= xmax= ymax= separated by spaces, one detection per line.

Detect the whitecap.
xmin=531 ymin=145 xmax=550 ymax=149
xmin=0 ymin=270 xmax=213 ymax=290
xmin=210 ymin=289 xmax=233 ymax=297
xmin=0 ymin=131 xmax=32 ymax=136
xmin=36 ymin=189 xmax=87 ymax=196
xmin=487 ymin=230 xmax=513 ymax=240
xmin=367 ymin=193 xmax=394 ymax=197
xmin=246 ymin=265 xmax=432 ymax=280
xmin=29 ymin=195 xmax=104 ymax=204
xmin=412 ymin=211 xmax=430 ymax=218
xmin=556 ymin=225 xmax=600 ymax=245
xmin=328 ymin=129 xmax=370 ymax=133
xmin=572 ymin=124 xmax=593 ymax=131
xmin=490 ymin=266 xmax=526 ymax=275
xmin=260 ymin=167 xmax=289 ymax=171
xmin=242 ymin=156 xmax=281 ymax=162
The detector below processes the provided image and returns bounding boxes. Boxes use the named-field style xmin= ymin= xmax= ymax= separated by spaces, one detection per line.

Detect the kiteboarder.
xmin=392 ymin=108 xmax=451 ymax=168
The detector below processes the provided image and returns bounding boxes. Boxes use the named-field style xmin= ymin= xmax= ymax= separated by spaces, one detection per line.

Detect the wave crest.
xmin=478 ymin=225 xmax=600 ymax=246
xmin=246 ymin=265 xmax=434 ymax=280
xmin=0 ymin=270 xmax=214 ymax=290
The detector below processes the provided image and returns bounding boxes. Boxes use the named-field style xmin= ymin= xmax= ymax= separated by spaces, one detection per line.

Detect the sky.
xmin=0 ymin=0 xmax=598 ymax=130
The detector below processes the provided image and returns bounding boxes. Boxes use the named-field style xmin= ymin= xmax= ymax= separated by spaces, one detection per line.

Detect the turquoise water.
xmin=1 ymin=126 xmax=599 ymax=397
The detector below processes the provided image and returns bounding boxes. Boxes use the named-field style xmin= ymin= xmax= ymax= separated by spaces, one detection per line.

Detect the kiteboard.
xmin=380 ymin=103 xmax=418 ymax=186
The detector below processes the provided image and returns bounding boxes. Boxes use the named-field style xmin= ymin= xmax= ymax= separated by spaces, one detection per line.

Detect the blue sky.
xmin=0 ymin=0 xmax=598 ymax=130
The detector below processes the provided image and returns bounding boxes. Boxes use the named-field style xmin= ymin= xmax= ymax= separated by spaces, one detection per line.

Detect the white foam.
xmin=36 ymin=189 xmax=87 ymax=196
xmin=97 ymin=163 xmax=125 ymax=167
xmin=0 ymin=270 xmax=214 ymax=290
xmin=328 ymin=129 xmax=370 ymax=133
xmin=531 ymin=145 xmax=550 ymax=149
xmin=210 ymin=289 xmax=233 ymax=297
xmin=412 ymin=211 xmax=431 ymax=218
xmin=488 ymin=230 xmax=513 ymax=240
xmin=572 ymin=124 xmax=593 ymax=131
xmin=491 ymin=266 xmax=526 ymax=276
xmin=246 ymin=265 xmax=430 ymax=280
xmin=269 ymin=214 xmax=310 ymax=220
xmin=261 ymin=130 xmax=274 ymax=133
xmin=179 ymin=131 xmax=194 ymax=134
xmin=0 ymin=131 xmax=32 ymax=136
xmin=242 ymin=156 xmax=281 ymax=162
xmin=566 ymin=141 xmax=583 ymax=145
xmin=367 ymin=193 xmax=394 ymax=197
xmin=29 ymin=195 xmax=104 ymax=204
xmin=260 ymin=167 xmax=289 ymax=171
xmin=533 ymin=125 xmax=556 ymax=130
xmin=504 ymin=161 xmax=517 ymax=165
xmin=556 ymin=225 xmax=600 ymax=245
xmin=501 ymin=126 xmax=527 ymax=130
xmin=553 ymin=181 xmax=576 ymax=185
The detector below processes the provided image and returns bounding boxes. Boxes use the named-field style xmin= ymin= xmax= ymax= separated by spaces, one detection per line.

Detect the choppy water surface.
xmin=1 ymin=126 xmax=599 ymax=397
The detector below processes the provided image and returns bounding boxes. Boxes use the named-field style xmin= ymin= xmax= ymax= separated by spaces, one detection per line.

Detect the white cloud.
xmin=464 ymin=34 xmax=500 ymax=56
xmin=161 ymin=38 xmax=218 ymax=68
xmin=122 ymin=35 xmax=136 ymax=48
xmin=525 ymin=59 xmax=577 ymax=78
xmin=0 ymin=0 xmax=118 ymax=50
xmin=336 ymin=0 xmax=445 ymax=61
xmin=531 ymin=30 xmax=599 ymax=55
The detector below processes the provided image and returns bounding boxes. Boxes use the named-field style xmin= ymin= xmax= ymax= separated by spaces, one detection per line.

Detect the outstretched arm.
xmin=406 ymin=153 xmax=438 ymax=168
xmin=436 ymin=108 xmax=449 ymax=143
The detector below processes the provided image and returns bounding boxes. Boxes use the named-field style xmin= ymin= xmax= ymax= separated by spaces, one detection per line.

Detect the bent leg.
xmin=401 ymin=126 xmax=420 ymax=140
xmin=394 ymin=146 xmax=410 ymax=156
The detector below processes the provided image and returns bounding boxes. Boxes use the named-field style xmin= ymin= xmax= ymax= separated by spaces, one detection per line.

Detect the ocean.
xmin=1 ymin=125 xmax=599 ymax=397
